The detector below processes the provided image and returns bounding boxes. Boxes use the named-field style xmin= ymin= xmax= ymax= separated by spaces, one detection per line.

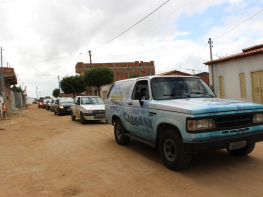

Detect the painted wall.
xmin=211 ymin=53 xmax=263 ymax=103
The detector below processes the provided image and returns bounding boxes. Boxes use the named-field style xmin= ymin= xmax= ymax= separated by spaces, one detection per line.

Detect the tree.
xmin=85 ymin=67 xmax=114 ymax=97
xmin=129 ymin=73 xmax=141 ymax=78
xmin=60 ymin=75 xmax=86 ymax=97
xmin=72 ymin=75 xmax=86 ymax=94
xmin=52 ymin=88 xmax=60 ymax=98
xmin=12 ymin=85 xmax=25 ymax=93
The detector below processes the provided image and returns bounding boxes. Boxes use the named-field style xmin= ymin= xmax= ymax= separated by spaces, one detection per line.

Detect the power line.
xmin=213 ymin=9 xmax=263 ymax=41
xmin=0 ymin=0 xmax=13 ymax=3
xmin=4 ymin=50 xmax=49 ymax=57
xmin=95 ymin=0 xmax=205 ymax=53
xmin=92 ymin=0 xmax=170 ymax=51
xmin=11 ymin=53 xmax=80 ymax=64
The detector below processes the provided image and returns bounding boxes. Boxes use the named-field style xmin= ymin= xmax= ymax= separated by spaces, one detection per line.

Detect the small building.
xmin=0 ymin=67 xmax=18 ymax=110
xmin=75 ymin=61 xmax=155 ymax=100
xmin=156 ymin=70 xmax=209 ymax=85
xmin=204 ymin=43 xmax=263 ymax=104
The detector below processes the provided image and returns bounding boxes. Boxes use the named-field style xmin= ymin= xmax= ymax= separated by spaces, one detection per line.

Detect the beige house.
xmin=204 ymin=44 xmax=263 ymax=104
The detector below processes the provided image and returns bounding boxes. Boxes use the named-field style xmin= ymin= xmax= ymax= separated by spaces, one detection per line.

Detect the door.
xmin=251 ymin=70 xmax=263 ymax=104
xmin=126 ymin=79 xmax=151 ymax=139
xmin=74 ymin=97 xmax=81 ymax=117
xmin=219 ymin=76 xmax=225 ymax=98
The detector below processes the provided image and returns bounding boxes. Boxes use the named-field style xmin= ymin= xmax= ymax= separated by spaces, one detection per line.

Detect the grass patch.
xmin=0 ymin=128 xmax=5 ymax=130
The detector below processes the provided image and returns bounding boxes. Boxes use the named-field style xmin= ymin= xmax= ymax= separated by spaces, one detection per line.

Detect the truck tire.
xmin=159 ymin=129 xmax=191 ymax=171
xmin=227 ymin=143 xmax=255 ymax=156
xmin=80 ymin=113 xmax=86 ymax=124
xmin=71 ymin=111 xmax=75 ymax=121
xmin=114 ymin=119 xmax=130 ymax=145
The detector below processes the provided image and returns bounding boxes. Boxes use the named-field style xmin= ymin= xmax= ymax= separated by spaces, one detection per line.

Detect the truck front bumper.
xmin=182 ymin=131 xmax=263 ymax=154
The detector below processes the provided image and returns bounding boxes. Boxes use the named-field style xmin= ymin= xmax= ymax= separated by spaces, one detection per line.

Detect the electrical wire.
xmin=0 ymin=0 xmax=13 ymax=3
xmin=4 ymin=50 xmax=50 ymax=57
xmin=213 ymin=9 xmax=263 ymax=41
xmin=92 ymin=0 xmax=170 ymax=51
xmin=11 ymin=53 xmax=80 ymax=64
xmin=96 ymin=0 xmax=205 ymax=53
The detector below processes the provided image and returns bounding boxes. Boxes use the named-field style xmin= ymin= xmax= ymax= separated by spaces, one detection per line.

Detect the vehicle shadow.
xmin=115 ymin=139 xmax=263 ymax=174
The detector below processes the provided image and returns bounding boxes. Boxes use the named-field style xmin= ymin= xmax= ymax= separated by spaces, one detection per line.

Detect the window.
xmin=239 ymin=73 xmax=247 ymax=98
xmin=108 ymin=80 xmax=134 ymax=99
xmin=151 ymin=77 xmax=215 ymax=100
xmin=147 ymin=72 xmax=151 ymax=76
xmin=132 ymin=80 xmax=149 ymax=100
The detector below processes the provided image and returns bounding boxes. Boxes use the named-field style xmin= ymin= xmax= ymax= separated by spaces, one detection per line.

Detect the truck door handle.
xmin=128 ymin=102 xmax=133 ymax=105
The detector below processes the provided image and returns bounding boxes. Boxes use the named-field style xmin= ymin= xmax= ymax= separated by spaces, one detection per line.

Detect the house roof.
xmin=0 ymin=67 xmax=17 ymax=85
xmin=156 ymin=70 xmax=192 ymax=76
xmin=204 ymin=43 xmax=263 ymax=65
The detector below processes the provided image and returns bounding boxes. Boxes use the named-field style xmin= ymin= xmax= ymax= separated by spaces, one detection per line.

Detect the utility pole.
xmin=88 ymin=50 xmax=94 ymax=95
xmin=208 ymin=38 xmax=214 ymax=91
xmin=58 ymin=76 xmax=60 ymax=97
xmin=36 ymin=86 xmax=38 ymax=99
xmin=1 ymin=47 xmax=4 ymax=102
xmin=89 ymin=50 xmax=92 ymax=68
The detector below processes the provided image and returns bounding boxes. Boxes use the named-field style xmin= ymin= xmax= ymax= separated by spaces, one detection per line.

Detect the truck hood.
xmin=150 ymin=98 xmax=263 ymax=115
xmin=82 ymin=104 xmax=105 ymax=110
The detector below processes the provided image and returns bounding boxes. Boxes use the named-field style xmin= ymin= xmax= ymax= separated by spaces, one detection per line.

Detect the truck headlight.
xmin=59 ymin=106 xmax=64 ymax=109
xmin=253 ymin=114 xmax=263 ymax=123
xmin=86 ymin=110 xmax=92 ymax=113
xmin=187 ymin=119 xmax=216 ymax=132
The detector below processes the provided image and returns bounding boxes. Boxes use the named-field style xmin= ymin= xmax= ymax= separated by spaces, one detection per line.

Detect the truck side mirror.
xmin=134 ymin=91 xmax=144 ymax=106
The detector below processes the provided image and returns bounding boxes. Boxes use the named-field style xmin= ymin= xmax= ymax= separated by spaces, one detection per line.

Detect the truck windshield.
xmin=151 ymin=77 xmax=215 ymax=100
xmin=81 ymin=97 xmax=104 ymax=105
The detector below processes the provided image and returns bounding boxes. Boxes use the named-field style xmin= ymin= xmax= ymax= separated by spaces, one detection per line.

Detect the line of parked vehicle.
xmin=36 ymin=96 xmax=106 ymax=124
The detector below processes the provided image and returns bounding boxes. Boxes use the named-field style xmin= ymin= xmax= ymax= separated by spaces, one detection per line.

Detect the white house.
xmin=204 ymin=44 xmax=263 ymax=104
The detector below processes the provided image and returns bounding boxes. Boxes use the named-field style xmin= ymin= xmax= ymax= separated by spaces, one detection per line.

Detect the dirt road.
xmin=1 ymin=105 xmax=263 ymax=197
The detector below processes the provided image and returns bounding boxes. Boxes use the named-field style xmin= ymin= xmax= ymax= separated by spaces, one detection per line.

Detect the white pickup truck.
xmin=71 ymin=96 xmax=106 ymax=124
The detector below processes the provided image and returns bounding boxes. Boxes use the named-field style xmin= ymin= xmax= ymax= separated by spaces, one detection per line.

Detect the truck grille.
xmin=216 ymin=114 xmax=253 ymax=128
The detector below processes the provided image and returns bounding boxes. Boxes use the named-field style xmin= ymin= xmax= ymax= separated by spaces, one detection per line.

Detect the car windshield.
xmin=81 ymin=97 xmax=104 ymax=105
xmin=59 ymin=98 xmax=73 ymax=103
xmin=151 ymin=77 xmax=215 ymax=100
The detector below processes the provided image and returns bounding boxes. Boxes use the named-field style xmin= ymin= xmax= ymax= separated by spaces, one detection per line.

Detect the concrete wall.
xmin=11 ymin=91 xmax=22 ymax=108
xmin=101 ymin=84 xmax=112 ymax=101
xmin=212 ymin=53 xmax=263 ymax=102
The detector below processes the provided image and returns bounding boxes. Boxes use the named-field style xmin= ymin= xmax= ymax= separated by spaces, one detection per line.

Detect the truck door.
xmin=127 ymin=79 xmax=152 ymax=139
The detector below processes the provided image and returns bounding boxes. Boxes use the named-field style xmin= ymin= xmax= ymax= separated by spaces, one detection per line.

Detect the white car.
xmin=71 ymin=96 xmax=106 ymax=124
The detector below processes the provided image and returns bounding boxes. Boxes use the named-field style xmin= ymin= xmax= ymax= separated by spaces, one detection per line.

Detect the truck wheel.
xmin=227 ymin=143 xmax=255 ymax=156
xmin=114 ymin=119 xmax=130 ymax=145
xmin=159 ymin=129 xmax=191 ymax=171
xmin=71 ymin=112 xmax=75 ymax=121
xmin=57 ymin=111 xmax=61 ymax=116
xmin=80 ymin=113 xmax=86 ymax=124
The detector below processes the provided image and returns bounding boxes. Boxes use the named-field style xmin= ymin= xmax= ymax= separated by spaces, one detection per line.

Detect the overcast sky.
xmin=0 ymin=0 xmax=263 ymax=98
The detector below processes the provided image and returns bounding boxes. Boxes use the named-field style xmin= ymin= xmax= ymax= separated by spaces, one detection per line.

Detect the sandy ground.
xmin=1 ymin=105 xmax=263 ymax=197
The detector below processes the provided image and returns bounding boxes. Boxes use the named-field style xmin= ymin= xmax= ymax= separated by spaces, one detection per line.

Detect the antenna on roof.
xmin=186 ymin=69 xmax=200 ymax=75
